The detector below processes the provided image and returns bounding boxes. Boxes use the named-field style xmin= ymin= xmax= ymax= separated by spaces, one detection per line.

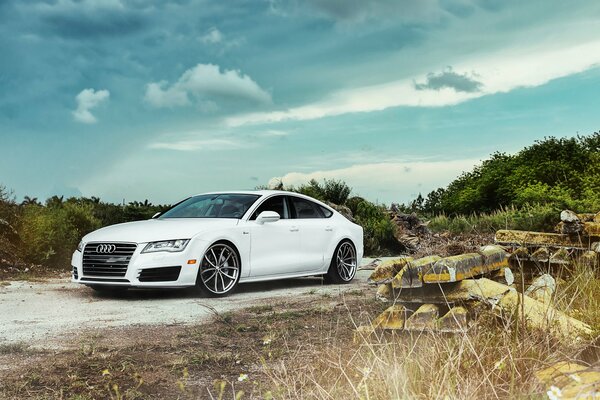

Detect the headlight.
xmin=142 ymin=239 xmax=190 ymax=254
xmin=77 ymin=240 xmax=84 ymax=252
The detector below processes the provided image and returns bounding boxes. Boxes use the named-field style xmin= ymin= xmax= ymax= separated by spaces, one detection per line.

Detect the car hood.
xmin=82 ymin=218 xmax=239 ymax=244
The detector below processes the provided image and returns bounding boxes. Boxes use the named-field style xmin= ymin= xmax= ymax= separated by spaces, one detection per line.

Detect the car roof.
xmin=188 ymin=190 xmax=335 ymax=211
xmin=192 ymin=190 xmax=299 ymax=197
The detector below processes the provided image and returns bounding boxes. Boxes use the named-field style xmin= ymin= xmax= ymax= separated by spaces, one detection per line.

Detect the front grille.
xmin=80 ymin=277 xmax=130 ymax=283
xmin=139 ymin=266 xmax=181 ymax=282
xmin=72 ymin=265 xmax=78 ymax=280
xmin=83 ymin=242 xmax=137 ymax=278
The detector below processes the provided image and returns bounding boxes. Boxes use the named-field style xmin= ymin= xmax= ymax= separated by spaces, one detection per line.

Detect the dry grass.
xmin=262 ymin=262 xmax=600 ymax=400
xmin=2 ymin=262 xmax=600 ymax=399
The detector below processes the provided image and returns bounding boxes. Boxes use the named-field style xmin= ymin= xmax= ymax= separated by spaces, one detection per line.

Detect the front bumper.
xmin=71 ymin=242 xmax=205 ymax=288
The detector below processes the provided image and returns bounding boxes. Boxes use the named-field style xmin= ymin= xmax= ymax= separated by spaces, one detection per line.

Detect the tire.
xmin=88 ymin=285 xmax=129 ymax=293
xmin=196 ymin=241 xmax=241 ymax=297
xmin=325 ymin=240 xmax=357 ymax=284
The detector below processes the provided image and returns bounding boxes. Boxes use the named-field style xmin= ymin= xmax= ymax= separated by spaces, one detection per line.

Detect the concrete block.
xmin=368 ymin=257 xmax=413 ymax=285
xmin=437 ymin=306 xmax=468 ymax=332
xmin=372 ymin=305 xmax=409 ymax=330
xmin=584 ymin=222 xmax=600 ymax=237
xmin=549 ymin=248 xmax=571 ymax=265
xmin=423 ymin=253 xmax=485 ymax=283
xmin=536 ymin=361 xmax=600 ymax=400
xmin=446 ymin=278 xmax=592 ymax=340
xmin=524 ymin=274 xmax=555 ymax=304
xmin=404 ymin=304 xmax=439 ymax=331
xmin=530 ymin=247 xmax=550 ymax=262
xmin=391 ymin=255 xmax=441 ymax=289
xmin=376 ymin=283 xmax=393 ymax=303
xmin=495 ymin=230 xmax=587 ymax=249
xmin=579 ymin=251 xmax=599 ymax=268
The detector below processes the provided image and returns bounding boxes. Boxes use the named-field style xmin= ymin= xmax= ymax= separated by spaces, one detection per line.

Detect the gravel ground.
xmin=0 ymin=258 xmax=386 ymax=347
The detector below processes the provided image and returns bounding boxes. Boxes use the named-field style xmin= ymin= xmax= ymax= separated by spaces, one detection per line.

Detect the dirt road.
xmin=0 ymin=258 xmax=383 ymax=347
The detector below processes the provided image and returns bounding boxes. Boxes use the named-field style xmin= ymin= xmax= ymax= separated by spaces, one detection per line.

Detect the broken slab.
xmin=376 ymin=283 xmax=393 ymax=303
xmin=524 ymin=274 xmax=555 ymax=304
xmin=391 ymin=255 xmax=441 ymax=289
xmin=421 ymin=247 xmax=508 ymax=284
xmin=561 ymin=210 xmax=580 ymax=223
xmin=444 ymin=278 xmax=592 ymax=340
xmin=531 ymin=247 xmax=550 ymax=262
xmin=536 ymin=361 xmax=600 ymax=400
xmin=584 ymin=222 xmax=600 ymax=237
xmin=495 ymin=230 xmax=587 ymax=249
xmin=549 ymin=248 xmax=572 ymax=265
xmin=488 ymin=267 xmax=515 ymax=286
xmin=437 ymin=306 xmax=468 ymax=333
xmin=580 ymin=251 xmax=599 ymax=268
xmin=509 ymin=246 xmax=530 ymax=263
xmin=368 ymin=257 xmax=413 ymax=285
xmin=404 ymin=304 xmax=439 ymax=331
xmin=372 ymin=305 xmax=409 ymax=330
xmin=423 ymin=253 xmax=485 ymax=283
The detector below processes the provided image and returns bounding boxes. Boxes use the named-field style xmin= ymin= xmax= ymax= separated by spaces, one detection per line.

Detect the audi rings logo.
xmin=96 ymin=244 xmax=117 ymax=253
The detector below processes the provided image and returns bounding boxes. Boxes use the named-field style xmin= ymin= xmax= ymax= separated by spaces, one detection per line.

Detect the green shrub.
xmin=293 ymin=179 xmax=351 ymax=205
xmin=423 ymin=132 xmax=600 ymax=215
xmin=18 ymin=203 xmax=101 ymax=267
xmin=353 ymin=200 xmax=398 ymax=255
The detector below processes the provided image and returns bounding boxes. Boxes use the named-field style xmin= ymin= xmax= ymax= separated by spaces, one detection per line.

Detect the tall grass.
xmin=428 ymin=204 xmax=559 ymax=235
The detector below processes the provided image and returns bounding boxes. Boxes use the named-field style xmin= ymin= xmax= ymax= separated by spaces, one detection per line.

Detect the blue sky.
xmin=1 ymin=0 xmax=599 ymax=205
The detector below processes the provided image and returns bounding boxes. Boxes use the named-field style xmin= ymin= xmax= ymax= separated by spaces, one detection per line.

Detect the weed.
xmin=0 ymin=342 xmax=29 ymax=354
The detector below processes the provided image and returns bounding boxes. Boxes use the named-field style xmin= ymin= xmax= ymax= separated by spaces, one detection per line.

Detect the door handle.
xmin=325 ymin=226 xmax=333 ymax=231
xmin=290 ymin=226 xmax=299 ymax=232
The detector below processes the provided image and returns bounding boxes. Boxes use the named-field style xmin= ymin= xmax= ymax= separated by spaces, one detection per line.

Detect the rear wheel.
xmin=325 ymin=241 xmax=357 ymax=284
xmin=196 ymin=242 xmax=241 ymax=297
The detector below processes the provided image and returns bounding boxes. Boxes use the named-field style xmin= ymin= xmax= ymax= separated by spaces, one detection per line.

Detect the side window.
xmin=290 ymin=197 xmax=324 ymax=219
xmin=251 ymin=196 xmax=288 ymax=220
xmin=320 ymin=206 xmax=333 ymax=218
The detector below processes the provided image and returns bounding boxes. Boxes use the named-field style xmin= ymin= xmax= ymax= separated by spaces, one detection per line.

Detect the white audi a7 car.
xmin=71 ymin=191 xmax=364 ymax=296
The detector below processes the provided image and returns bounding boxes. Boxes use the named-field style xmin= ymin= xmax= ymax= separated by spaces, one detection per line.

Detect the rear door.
xmin=289 ymin=196 xmax=336 ymax=272
xmin=247 ymin=195 xmax=303 ymax=277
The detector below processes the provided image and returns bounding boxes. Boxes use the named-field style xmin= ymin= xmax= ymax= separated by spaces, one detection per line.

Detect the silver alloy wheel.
xmin=336 ymin=242 xmax=357 ymax=281
xmin=200 ymin=243 xmax=240 ymax=294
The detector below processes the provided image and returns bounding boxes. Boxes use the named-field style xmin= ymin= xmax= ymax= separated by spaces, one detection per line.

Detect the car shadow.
xmin=84 ymin=276 xmax=335 ymax=301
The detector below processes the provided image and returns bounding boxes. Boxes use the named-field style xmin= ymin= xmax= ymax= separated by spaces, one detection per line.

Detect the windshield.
xmin=159 ymin=194 xmax=260 ymax=219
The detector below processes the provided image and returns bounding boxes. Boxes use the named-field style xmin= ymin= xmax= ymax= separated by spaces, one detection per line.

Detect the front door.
xmin=246 ymin=195 xmax=302 ymax=277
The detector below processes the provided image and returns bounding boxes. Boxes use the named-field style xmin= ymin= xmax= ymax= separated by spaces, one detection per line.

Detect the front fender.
xmin=190 ymin=227 xmax=251 ymax=277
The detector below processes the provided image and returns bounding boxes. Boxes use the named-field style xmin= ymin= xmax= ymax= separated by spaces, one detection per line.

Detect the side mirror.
xmin=152 ymin=212 xmax=161 ymax=219
xmin=256 ymin=211 xmax=280 ymax=224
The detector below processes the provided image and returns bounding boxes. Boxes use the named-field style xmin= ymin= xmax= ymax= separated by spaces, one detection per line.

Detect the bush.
xmin=353 ymin=200 xmax=398 ymax=255
xmin=293 ymin=179 xmax=351 ymax=205
xmin=18 ymin=203 xmax=101 ymax=267
xmin=424 ymin=132 xmax=600 ymax=215
xmin=0 ymin=185 xmax=19 ymax=262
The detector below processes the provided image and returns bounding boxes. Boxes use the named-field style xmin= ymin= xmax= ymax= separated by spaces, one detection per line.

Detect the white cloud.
xmin=259 ymin=130 xmax=289 ymax=137
xmin=144 ymin=63 xmax=271 ymax=108
xmin=200 ymin=27 xmax=223 ymax=44
xmin=72 ymin=88 xmax=110 ymax=124
xmin=270 ymin=158 xmax=481 ymax=203
xmin=226 ymin=37 xmax=600 ymax=127
xmin=148 ymin=138 xmax=244 ymax=151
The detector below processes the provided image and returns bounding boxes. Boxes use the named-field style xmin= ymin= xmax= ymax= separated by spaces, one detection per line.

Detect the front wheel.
xmin=196 ymin=242 xmax=241 ymax=297
xmin=325 ymin=241 xmax=357 ymax=284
